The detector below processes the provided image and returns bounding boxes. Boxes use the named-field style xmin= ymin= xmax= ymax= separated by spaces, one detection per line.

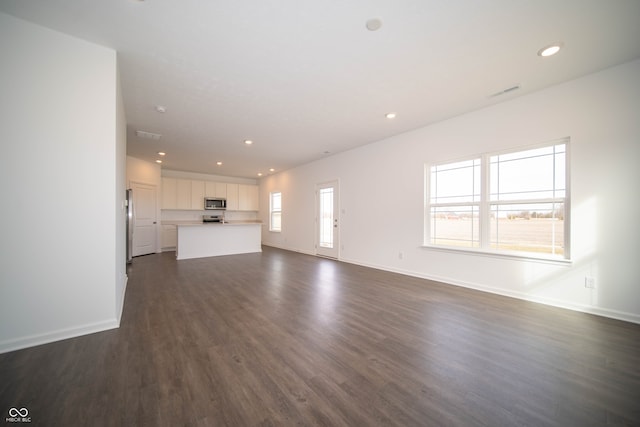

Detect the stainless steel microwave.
xmin=204 ymin=197 xmax=226 ymax=210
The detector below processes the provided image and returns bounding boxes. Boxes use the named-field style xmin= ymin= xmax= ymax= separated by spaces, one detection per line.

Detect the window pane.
xmin=430 ymin=206 xmax=479 ymax=248
xmin=271 ymin=212 xmax=281 ymax=231
xmin=431 ymin=159 xmax=480 ymax=204
xmin=490 ymin=144 xmax=565 ymax=201
xmin=319 ymin=188 xmax=333 ymax=248
xmin=271 ymin=192 xmax=281 ymax=211
xmin=270 ymin=192 xmax=282 ymax=231
xmin=490 ymin=203 xmax=564 ymax=255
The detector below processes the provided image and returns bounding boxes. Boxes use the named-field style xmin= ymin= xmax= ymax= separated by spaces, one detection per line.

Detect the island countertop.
xmin=175 ymin=221 xmax=262 ymax=260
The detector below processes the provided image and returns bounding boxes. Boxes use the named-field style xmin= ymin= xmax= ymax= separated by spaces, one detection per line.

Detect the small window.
xmin=426 ymin=139 xmax=569 ymax=259
xmin=270 ymin=192 xmax=282 ymax=232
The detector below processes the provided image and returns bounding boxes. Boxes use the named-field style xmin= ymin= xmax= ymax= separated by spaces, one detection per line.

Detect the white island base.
xmin=176 ymin=223 xmax=262 ymax=260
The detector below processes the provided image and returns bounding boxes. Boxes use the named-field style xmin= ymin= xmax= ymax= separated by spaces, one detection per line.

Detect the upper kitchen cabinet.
xmin=161 ymin=177 xmax=177 ymax=209
xmin=176 ymin=179 xmax=192 ymax=210
xmin=191 ymin=180 xmax=205 ymax=210
xmin=205 ymin=181 xmax=227 ymax=198
xmin=239 ymin=184 xmax=259 ymax=211
xmin=226 ymin=183 xmax=239 ymax=211
xmin=226 ymin=184 xmax=258 ymax=211
xmin=162 ymin=177 xmax=257 ymax=211
xmin=161 ymin=177 xmax=193 ymax=210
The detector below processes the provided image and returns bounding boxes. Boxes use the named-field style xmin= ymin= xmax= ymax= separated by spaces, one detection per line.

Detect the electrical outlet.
xmin=584 ymin=276 xmax=596 ymax=289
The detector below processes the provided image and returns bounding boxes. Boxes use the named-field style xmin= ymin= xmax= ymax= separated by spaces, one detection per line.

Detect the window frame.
xmin=269 ymin=191 xmax=282 ymax=232
xmin=424 ymin=138 xmax=571 ymax=262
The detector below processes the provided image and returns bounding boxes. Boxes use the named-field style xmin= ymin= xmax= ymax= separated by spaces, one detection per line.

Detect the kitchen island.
xmin=176 ymin=222 xmax=262 ymax=260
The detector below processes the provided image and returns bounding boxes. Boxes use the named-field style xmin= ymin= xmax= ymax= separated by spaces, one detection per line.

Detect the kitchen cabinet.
xmin=239 ymin=184 xmax=259 ymax=211
xmin=161 ymin=177 xmax=177 ymax=209
xmin=161 ymin=224 xmax=177 ymax=250
xmin=176 ymin=179 xmax=191 ymax=210
xmin=191 ymin=180 xmax=205 ymax=210
xmin=161 ymin=177 xmax=257 ymax=211
xmin=226 ymin=183 xmax=239 ymax=210
xmin=205 ymin=181 xmax=227 ymax=198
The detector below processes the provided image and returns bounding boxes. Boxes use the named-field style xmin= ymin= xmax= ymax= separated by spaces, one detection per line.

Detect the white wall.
xmin=115 ymin=65 xmax=128 ymax=322
xmin=0 ymin=13 xmax=124 ymax=352
xmin=260 ymin=59 xmax=640 ymax=324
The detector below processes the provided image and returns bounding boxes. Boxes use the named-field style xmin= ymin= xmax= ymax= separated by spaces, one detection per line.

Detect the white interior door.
xmin=132 ymin=182 xmax=157 ymax=257
xmin=316 ymin=180 xmax=339 ymax=258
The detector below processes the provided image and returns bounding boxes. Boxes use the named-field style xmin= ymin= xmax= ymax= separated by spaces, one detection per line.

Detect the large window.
xmin=269 ymin=192 xmax=282 ymax=232
xmin=426 ymin=139 xmax=569 ymax=259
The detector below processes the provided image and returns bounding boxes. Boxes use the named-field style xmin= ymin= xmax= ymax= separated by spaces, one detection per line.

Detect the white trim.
xmin=0 ymin=319 xmax=119 ymax=354
xmin=262 ymin=242 xmax=315 ymax=257
xmin=420 ymin=244 xmax=572 ymax=266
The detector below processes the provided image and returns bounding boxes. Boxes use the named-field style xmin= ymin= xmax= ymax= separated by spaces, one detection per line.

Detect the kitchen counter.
xmin=176 ymin=222 xmax=262 ymax=260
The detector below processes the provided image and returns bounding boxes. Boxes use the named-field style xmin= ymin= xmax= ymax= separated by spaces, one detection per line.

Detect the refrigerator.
xmin=126 ymin=189 xmax=133 ymax=264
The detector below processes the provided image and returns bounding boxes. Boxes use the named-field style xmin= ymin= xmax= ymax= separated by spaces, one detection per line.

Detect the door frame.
xmin=315 ymin=179 xmax=340 ymax=259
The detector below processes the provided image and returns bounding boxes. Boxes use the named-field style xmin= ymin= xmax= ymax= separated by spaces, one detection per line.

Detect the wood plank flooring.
xmin=1 ymin=246 xmax=639 ymax=426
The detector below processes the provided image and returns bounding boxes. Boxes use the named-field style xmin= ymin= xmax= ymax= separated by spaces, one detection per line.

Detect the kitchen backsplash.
xmin=161 ymin=210 xmax=257 ymax=223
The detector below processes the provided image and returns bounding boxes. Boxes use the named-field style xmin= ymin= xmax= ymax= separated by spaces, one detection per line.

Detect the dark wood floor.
xmin=1 ymin=246 xmax=639 ymax=426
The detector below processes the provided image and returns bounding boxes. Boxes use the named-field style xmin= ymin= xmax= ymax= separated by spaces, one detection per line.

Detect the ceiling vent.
xmin=490 ymin=84 xmax=521 ymax=98
xmin=136 ymin=130 xmax=162 ymax=140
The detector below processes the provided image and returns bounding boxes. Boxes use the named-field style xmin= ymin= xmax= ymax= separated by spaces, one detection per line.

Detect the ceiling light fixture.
xmin=538 ymin=43 xmax=563 ymax=57
xmin=157 ymin=151 xmax=166 ymax=156
xmin=155 ymin=159 xmax=162 ymax=164
xmin=216 ymin=161 xmax=222 ymax=166
xmin=257 ymin=173 xmax=263 ymax=177
xmin=366 ymin=18 xmax=382 ymax=31
xmin=269 ymin=168 xmax=275 ymax=172
xmin=385 ymin=112 xmax=397 ymax=119
xmin=136 ymin=130 xmax=162 ymax=140
xmin=244 ymin=140 xmax=253 ymax=145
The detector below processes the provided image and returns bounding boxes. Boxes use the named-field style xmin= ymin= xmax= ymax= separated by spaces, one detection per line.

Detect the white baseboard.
xmin=250 ymin=244 xmax=640 ymax=324
xmin=262 ymin=242 xmax=315 ymax=257
xmin=339 ymin=256 xmax=640 ymax=325
xmin=0 ymin=318 xmax=119 ymax=355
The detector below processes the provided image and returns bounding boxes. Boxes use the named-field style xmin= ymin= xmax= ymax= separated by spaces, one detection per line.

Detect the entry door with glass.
xmin=316 ymin=180 xmax=339 ymax=258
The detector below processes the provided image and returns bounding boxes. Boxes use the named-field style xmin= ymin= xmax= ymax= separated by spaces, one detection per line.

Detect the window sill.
xmin=420 ymin=245 xmax=572 ymax=266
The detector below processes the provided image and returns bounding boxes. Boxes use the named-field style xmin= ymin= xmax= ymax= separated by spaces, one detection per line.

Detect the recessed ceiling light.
xmin=216 ymin=161 xmax=222 ymax=166
xmin=538 ymin=43 xmax=563 ymax=57
xmin=269 ymin=168 xmax=275 ymax=172
xmin=385 ymin=112 xmax=397 ymax=119
xmin=244 ymin=140 xmax=253 ymax=145
xmin=155 ymin=159 xmax=162 ymax=164
xmin=366 ymin=18 xmax=382 ymax=31
xmin=155 ymin=105 xmax=166 ymax=113
xmin=157 ymin=151 xmax=166 ymax=156
xmin=257 ymin=173 xmax=263 ymax=177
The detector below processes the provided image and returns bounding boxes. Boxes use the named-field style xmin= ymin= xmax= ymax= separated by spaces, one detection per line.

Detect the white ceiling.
xmin=2 ymin=1 xmax=640 ymax=178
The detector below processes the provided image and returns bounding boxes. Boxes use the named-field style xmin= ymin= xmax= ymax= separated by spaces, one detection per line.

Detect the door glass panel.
xmin=319 ymin=188 xmax=334 ymax=248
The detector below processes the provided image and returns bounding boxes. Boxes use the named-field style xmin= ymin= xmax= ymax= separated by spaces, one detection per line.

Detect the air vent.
xmin=489 ymin=84 xmax=521 ymax=98
xmin=136 ymin=130 xmax=162 ymax=140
